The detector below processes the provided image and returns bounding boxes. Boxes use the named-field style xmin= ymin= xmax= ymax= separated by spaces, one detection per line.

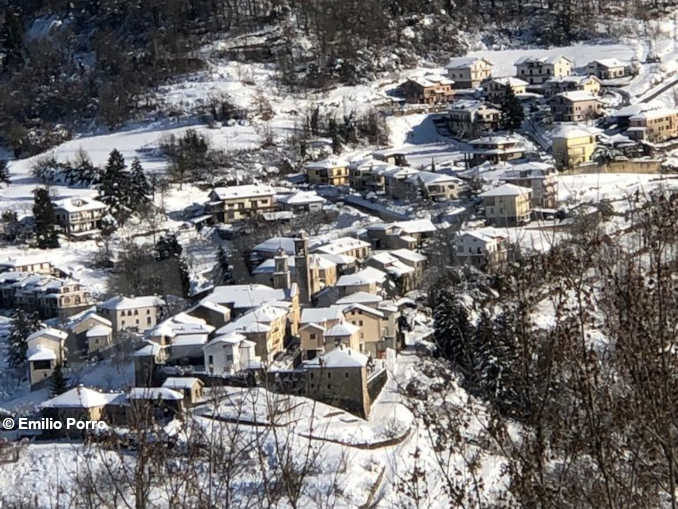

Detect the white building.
xmin=203 ymin=333 xmax=259 ymax=375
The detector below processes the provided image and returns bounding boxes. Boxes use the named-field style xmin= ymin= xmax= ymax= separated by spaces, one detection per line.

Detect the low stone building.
xmin=63 ymin=307 xmax=113 ymax=360
xmin=161 ymin=377 xmax=205 ymax=406
xmin=303 ymin=347 xmax=375 ymax=418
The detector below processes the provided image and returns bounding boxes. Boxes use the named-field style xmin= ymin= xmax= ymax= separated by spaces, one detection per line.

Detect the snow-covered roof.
xmin=551 ymin=124 xmax=601 ymax=139
xmin=162 ymin=377 xmax=202 ymax=390
xmin=555 ymin=90 xmax=599 ymax=102
xmin=405 ymin=74 xmax=454 ymax=87
xmin=0 ymin=255 xmax=51 ymax=268
xmin=193 ymin=299 xmax=231 ymax=314
xmin=515 ymin=54 xmax=573 ymax=65
xmin=301 ymin=306 xmax=345 ymax=325
xmin=324 ymin=321 xmax=360 ymax=337
xmin=277 ymin=190 xmax=326 ymax=205
xmin=490 ymin=77 xmax=528 ymax=87
xmin=64 ymin=307 xmax=112 ymax=329
xmin=252 ymin=254 xmax=335 ymax=275
xmin=205 ymin=284 xmax=296 ymax=310
xmin=253 ymin=237 xmax=297 ymax=255
xmin=303 ymin=346 xmax=368 ymax=368
xmin=588 ymin=58 xmax=626 ymax=68
xmin=41 ymin=387 xmax=122 ymax=409
xmin=480 ymin=183 xmax=532 ymax=198
xmin=629 ymin=108 xmax=678 ymax=121
xmin=342 ymin=302 xmax=385 ymax=318
xmin=408 ymin=171 xmax=461 ymax=186
xmin=86 ymin=325 xmax=111 ymax=337
xmin=132 ymin=341 xmax=163 ymax=357
xmin=216 ymin=304 xmax=288 ymax=335
xmin=53 ymin=197 xmax=106 ymax=213
xmin=545 ymin=74 xmax=600 ymax=85
xmin=171 ymin=333 xmax=208 ymax=347
xmin=470 ymin=135 xmax=522 ymax=146
xmin=305 ymin=157 xmax=349 ymax=170
xmin=26 ymin=327 xmax=68 ymax=343
xmin=448 ymin=99 xmax=500 ymax=114
xmin=390 ymin=248 xmax=427 ymax=263
xmin=336 ymin=267 xmax=387 ymax=287
xmin=336 ymin=292 xmax=383 ymax=305
xmin=446 ymin=56 xmax=492 ymax=69
xmin=204 ymin=333 xmax=255 ymax=350
xmin=210 ymin=184 xmax=275 ymax=201
xmin=128 ymin=387 xmax=183 ymax=401
xmin=27 ymin=346 xmax=56 ymax=361
xmin=314 ymin=237 xmax=370 ymax=256
xmin=99 ymin=295 xmax=165 ymax=310
xmin=317 ymin=253 xmax=356 ymax=266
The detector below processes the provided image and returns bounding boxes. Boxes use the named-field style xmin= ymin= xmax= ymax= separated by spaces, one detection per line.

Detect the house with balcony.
xmin=550 ymin=91 xmax=602 ymax=122
xmin=448 ymin=100 xmax=502 ymax=139
xmin=480 ymin=183 xmax=532 ymax=226
xmin=586 ymin=59 xmax=629 ymax=80
xmin=468 ymin=135 xmax=526 ymax=166
xmin=53 ymin=197 xmax=106 ymax=239
xmin=515 ymin=55 xmax=573 ymax=85
xmin=305 ymin=158 xmax=350 ymax=186
xmin=205 ymin=184 xmax=277 ymax=222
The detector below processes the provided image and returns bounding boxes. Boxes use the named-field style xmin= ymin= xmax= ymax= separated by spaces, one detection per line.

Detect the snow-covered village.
xmin=4 ymin=1 xmax=678 ymax=508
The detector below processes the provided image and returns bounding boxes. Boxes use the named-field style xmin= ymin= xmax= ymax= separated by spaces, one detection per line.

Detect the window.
xmin=136 ymin=319 xmax=139 ymax=325
xmin=310 ymin=373 xmax=314 ymax=379
xmin=327 ymin=384 xmax=331 ymax=389
xmin=33 ymin=360 xmax=51 ymax=370
xmin=359 ymin=320 xmax=363 ymax=326
xmin=208 ymin=355 xmax=213 ymax=364
xmin=327 ymin=372 xmax=331 ymax=379
xmin=134 ymin=310 xmax=139 ymax=315
xmin=345 ymin=372 xmax=349 ymax=378
xmin=310 ymin=333 xmax=317 ymax=340
xmin=226 ymin=354 xmax=233 ymax=361
xmin=147 ymin=317 xmax=152 ymax=325
xmin=146 ymin=309 xmax=151 ymax=314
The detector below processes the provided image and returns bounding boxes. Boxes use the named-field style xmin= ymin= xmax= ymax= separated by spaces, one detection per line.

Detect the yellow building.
xmin=627 ymin=108 xmax=678 ymax=143
xmin=551 ymin=125 xmax=599 ymax=169
xmin=480 ymin=183 xmax=532 ymax=226
xmin=305 ymin=158 xmax=350 ymax=186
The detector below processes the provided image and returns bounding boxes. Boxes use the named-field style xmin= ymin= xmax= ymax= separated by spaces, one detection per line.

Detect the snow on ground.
xmin=556 ymin=172 xmax=675 ymax=204
xmin=468 ymin=42 xmax=640 ymax=77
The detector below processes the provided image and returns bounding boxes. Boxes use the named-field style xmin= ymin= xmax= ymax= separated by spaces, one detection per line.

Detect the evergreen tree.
xmin=0 ymin=160 xmax=10 ymax=185
xmin=500 ymin=87 xmax=525 ymax=132
xmin=98 ymin=149 xmax=130 ymax=224
xmin=433 ymin=289 xmax=474 ymax=368
xmin=7 ymin=308 xmax=42 ymax=367
xmin=127 ymin=158 xmax=152 ymax=212
xmin=156 ymin=233 xmax=183 ymax=261
xmin=33 ymin=188 xmax=60 ymax=249
xmin=50 ymin=363 xmax=69 ymax=396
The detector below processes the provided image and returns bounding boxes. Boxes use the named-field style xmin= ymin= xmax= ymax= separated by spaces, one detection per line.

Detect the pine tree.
xmin=500 ymin=87 xmax=525 ymax=132
xmin=127 ymin=158 xmax=152 ymax=212
xmin=33 ymin=188 xmax=60 ymax=249
xmin=0 ymin=160 xmax=10 ymax=185
xmin=50 ymin=363 xmax=68 ymax=396
xmin=98 ymin=149 xmax=130 ymax=224
xmin=7 ymin=308 xmax=42 ymax=367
